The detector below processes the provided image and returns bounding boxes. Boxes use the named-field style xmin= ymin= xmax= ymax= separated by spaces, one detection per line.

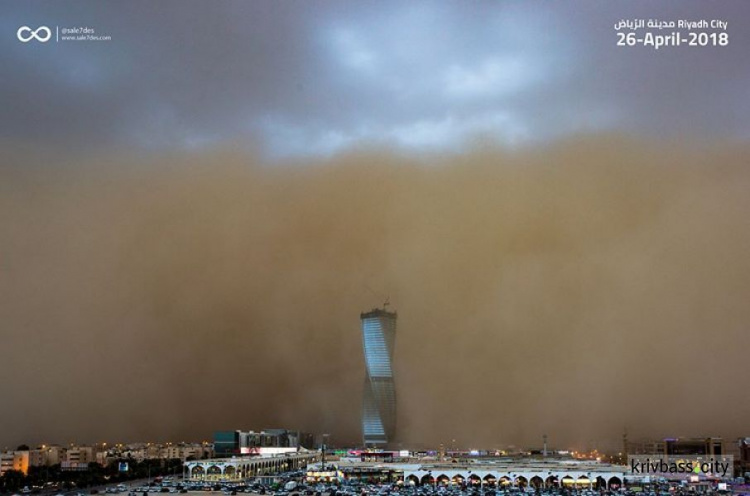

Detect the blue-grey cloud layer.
xmin=2 ymin=0 xmax=749 ymax=158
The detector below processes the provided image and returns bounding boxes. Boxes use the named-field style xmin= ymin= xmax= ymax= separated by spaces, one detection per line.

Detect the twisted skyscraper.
xmin=360 ymin=308 xmax=397 ymax=446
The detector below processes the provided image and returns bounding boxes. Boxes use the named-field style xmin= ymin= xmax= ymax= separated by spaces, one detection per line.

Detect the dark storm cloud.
xmin=1 ymin=138 xmax=750 ymax=450
xmin=2 ymin=0 xmax=749 ymax=157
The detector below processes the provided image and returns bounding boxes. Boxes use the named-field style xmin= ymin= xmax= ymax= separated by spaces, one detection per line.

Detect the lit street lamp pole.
xmin=320 ymin=434 xmax=330 ymax=472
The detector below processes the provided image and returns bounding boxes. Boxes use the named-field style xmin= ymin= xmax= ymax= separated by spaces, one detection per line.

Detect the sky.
xmin=3 ymin=0 xmax=750 ymax=158
xmin=1 ymin=0 xmax=750 ymax=451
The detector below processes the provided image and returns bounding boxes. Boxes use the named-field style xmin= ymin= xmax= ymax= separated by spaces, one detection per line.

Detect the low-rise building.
xmin=28 ymin=445 xmax=65 ymax=467
xmin=0 ymin=451 xmax=30 ymax=476
xmin=65 ymin=446 xmax=95 ymax=464
xmin=625 ymin=437 xmax=724 ymax=456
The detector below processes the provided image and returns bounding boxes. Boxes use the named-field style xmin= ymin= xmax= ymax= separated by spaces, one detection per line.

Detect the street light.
xmin=320 ymin=434 xmax=330 ymax=471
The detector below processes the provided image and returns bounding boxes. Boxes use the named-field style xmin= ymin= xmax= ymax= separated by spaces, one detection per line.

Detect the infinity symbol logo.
xmin=17 ymin=25 xmax=52 ymax=43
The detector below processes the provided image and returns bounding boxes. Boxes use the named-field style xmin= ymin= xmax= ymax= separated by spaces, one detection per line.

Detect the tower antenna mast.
xmin=364 ymin=284 xmax=390 ymax=310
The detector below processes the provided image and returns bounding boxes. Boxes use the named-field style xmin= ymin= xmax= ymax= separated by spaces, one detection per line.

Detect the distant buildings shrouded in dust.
xmin=360 ymin=307 xmax=398 ymax=447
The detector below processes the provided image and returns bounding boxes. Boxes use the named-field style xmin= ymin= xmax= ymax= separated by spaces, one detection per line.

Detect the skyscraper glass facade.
xmin=360 ymin=308 xmax=397 ymax=446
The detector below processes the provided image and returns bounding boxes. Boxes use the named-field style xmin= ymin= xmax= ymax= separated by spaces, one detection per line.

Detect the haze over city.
xmin=2 ymin=0 xmax=750 ymax=452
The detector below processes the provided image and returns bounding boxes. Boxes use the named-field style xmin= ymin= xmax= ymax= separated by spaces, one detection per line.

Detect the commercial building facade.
xmin=185 ymin=451 xmax=320 ymax=481
xmin=214 ymin=429 xmax=315 ymax=457
xmin=306 ymin=459 xmax=626 ymax=489
xmin=739 ymin=438 xmax=750 ymax=477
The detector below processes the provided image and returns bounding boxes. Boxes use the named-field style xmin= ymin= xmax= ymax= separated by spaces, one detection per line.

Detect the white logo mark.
xmin=17 ymin=26 xmax=52 ymax=43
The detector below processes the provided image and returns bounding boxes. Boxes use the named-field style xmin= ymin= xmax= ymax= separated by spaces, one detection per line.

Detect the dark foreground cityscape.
xmin=1 ymin=434 xmax=749 ymax=495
